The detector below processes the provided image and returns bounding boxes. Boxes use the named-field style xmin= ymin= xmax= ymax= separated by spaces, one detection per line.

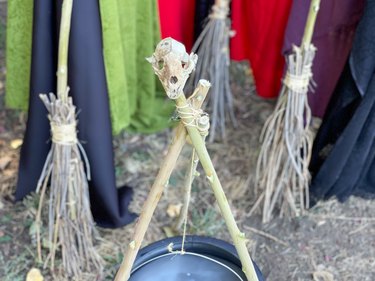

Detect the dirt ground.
xmin=1 ymin=2 xmax=375 ymax=281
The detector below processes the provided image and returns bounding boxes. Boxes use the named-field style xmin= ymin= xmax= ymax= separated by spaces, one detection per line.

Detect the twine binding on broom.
xmin=51 ymin=122 xmax=77 ymax=145
xmin=209 ymin=2 xmax=229 ymax=20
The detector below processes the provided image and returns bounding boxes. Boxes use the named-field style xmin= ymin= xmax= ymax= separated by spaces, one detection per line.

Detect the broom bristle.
xmin=36 ymin=93 xmax=103 ymax=278
xmin=185 ymin=2 xmax=236 ymax=142
xmin=255 ymin=45 xmax=316 ymax=223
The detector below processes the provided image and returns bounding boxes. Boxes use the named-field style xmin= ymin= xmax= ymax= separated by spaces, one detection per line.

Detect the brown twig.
xmin=243 ymin=225 xmax=288 ymax=247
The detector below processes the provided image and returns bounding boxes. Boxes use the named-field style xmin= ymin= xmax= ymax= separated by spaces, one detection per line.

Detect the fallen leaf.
xmin=163 ymin=226 xmax=178 ymax=238
xmin=0 ymin=235 xmax=11 ymax=243
xmin=124 ymin=158 xmax=142 ymax=174
xmin=29 ymin=221 xmax=38 ymax=236
xmin=166 ymin=203 xmax=182 ymax=218
xmin=0 ymin=156 xmax=12 ymax=170
xmin=26 ymin=268 xmax=44 ymax=281
xmin=313 ymin=270 xmax=334 ymax=281
xmin=10 ymin=139 xmax=23 ymax=149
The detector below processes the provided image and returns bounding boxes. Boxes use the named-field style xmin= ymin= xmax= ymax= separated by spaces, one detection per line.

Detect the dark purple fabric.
xmin=283 ymin=0 xmax=365 ymax=118
xmin=309 ymin=0 xmax=375 ymax=202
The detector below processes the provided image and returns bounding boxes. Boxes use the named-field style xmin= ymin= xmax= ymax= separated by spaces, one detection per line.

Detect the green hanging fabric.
xmin=5 ymin=0 xmax=33 ymax=110
xmin=5 ymin=0 xmax=173 ymax=134
xmin=99 ymin=0 xmax=173 ymax=134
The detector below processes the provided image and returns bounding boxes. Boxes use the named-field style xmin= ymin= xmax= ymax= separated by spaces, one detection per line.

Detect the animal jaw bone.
xmin=146 ymin=37 xmax=198 ymax=99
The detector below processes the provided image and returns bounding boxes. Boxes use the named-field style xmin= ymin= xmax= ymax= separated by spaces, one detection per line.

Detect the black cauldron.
xmin=128 ymin=236 xmax=264 ymax=281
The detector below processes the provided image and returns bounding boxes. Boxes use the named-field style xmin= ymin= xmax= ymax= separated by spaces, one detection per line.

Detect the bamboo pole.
xmin=114 ymin=82 xmax=210 ymax=281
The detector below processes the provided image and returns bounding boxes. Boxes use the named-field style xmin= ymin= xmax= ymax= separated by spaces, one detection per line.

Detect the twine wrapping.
xmin=176 ymin=104 xmax=210 ymax=136
xmin=283 ymin=69 xmax=312 ymax=94
xmin=51 ymin=122 xmax=77 ymax=145
xmin=210 ymin=3 xmax=229 ymax=20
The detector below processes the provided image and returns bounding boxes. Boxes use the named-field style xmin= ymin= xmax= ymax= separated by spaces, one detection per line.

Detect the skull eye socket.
xmin=158 ymin=59 xmax=164 ymax=70
xmin=170 ymin=76 xmax=178 ymax=84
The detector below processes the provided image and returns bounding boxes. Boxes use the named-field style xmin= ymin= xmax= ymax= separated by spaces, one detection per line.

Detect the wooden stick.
xmin=114 ymin=82 xmax=210 ymax=281
xmin=175 ymin=148 xmax=200 ymax=230
xmin=301 ymin=0 xmax=320 ymax=46
xmin=176 ymin=94 xmax=259 ymax=281
xmin=243 ymin=225 xmax=288 ymax=247
xmin=57 ymin=0 xmax=73 ymax=102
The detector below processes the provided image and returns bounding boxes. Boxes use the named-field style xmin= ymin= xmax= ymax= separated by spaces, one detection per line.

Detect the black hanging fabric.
xmin=194 ymin=0 xmax=215 ymax=40
xmin=15 ymin=0 xmax=137 ymax=228
xmin=309 ymin=0 xmax=375 ymax=202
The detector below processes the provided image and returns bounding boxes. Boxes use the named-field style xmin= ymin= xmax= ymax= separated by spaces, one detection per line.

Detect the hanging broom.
xmin=254 ymin=0 xmax=321 ymax=223
xmin=185 ymin=0 xmax=236 ymax=142
xmin=35 ymin=0 xmax=103 ymax=277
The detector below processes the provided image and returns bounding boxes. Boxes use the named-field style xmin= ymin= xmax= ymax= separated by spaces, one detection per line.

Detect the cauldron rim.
xmin=127 ymin=235 xmax=264 ymax=281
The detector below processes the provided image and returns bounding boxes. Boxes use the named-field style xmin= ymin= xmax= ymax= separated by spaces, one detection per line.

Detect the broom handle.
xmin=57 ymin=0 xmax=73 ymax=102
xmin=301 ymin=0 xmax=321 ymax=46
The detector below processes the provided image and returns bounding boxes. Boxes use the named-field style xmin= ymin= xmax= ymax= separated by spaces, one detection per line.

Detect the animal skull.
xmin=147 ymin=38 xmax=198 ymax=99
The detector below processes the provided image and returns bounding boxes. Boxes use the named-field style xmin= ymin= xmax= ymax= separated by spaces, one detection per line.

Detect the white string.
xmin=176 ymin=104 xmax=210 ymax=135
xmin=176 ymin=103 xmax=201 ymax=128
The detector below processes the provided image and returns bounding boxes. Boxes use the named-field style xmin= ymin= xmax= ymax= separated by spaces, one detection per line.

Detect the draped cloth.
xmin=5 ymin=0 xmax=176 ymax=227
xmin=283 ymin=0 xmax=365 ymax=118
xmin=309 ymin=0 xmax=375 ymax=202
xmin=6 ymin=0 xmax=172 ymax=134
xmin=230 ymin=0 xmax=293 ymax=98
xmin=157 ymin=0 xmax=196 ymax=51
xmin=193 ymin=0 xmax=215 ymax=40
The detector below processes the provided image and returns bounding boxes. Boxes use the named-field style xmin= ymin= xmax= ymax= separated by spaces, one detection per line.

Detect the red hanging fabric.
xmin=157 ymin=0 xmax=196 ymax=51
xmin=231 ymin=0 xmax=293 ymax=98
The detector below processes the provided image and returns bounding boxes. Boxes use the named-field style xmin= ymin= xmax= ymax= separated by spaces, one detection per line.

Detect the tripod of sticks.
xmin=114 ymin=38 xmax=259 ymax=281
